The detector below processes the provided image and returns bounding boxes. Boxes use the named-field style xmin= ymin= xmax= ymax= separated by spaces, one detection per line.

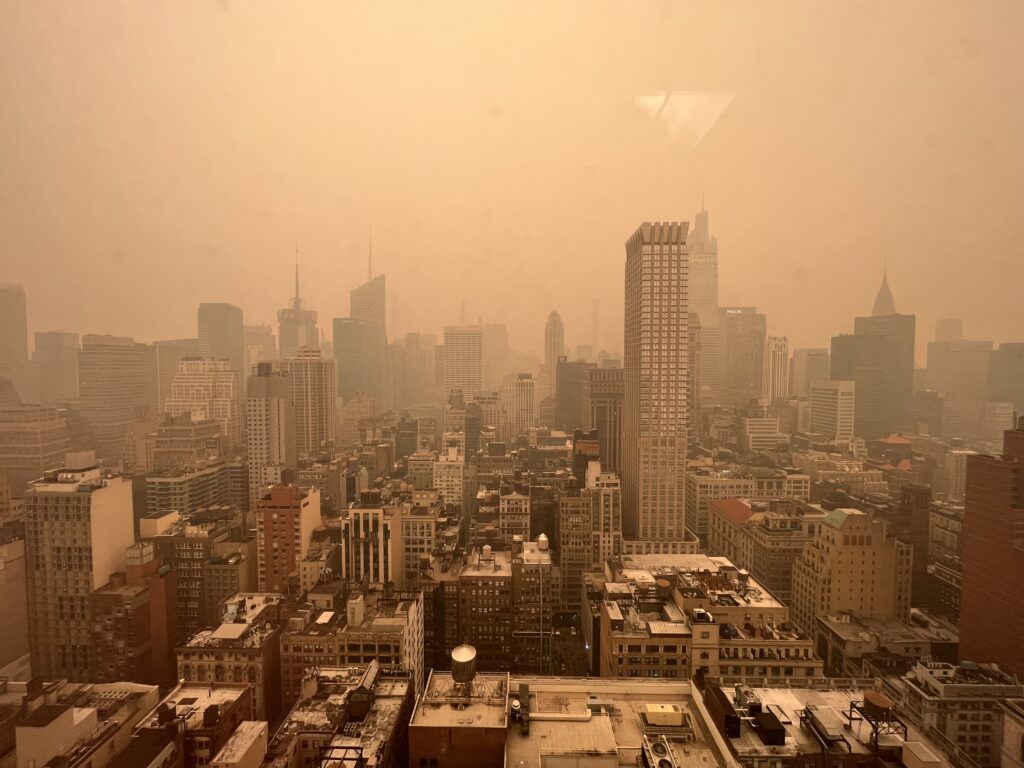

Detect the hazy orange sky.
xmin=2 ymin=1 xmax=1023 ymax=362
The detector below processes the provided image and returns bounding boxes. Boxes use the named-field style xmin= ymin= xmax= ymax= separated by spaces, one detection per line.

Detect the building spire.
xmin=872 ymin=264 xmax=896 ymax=316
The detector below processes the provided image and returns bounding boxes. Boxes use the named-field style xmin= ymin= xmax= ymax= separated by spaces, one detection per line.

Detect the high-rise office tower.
xmin=501 ymin=373 xmax=537 ymax=439
xmin=197 ymin=303 xmax=245 ymax=375
xmin=831 ymin=274 xmax=915 ymax=439
xmin=77 ymin=335 xmax=149 ymax=459
xmin=959 ymin=420 xmax=1024 ymax=678
xmin=164 ymin=358 xmax=243 ymax=448
xmin=762 ymin=336 xmax=789 ymax=403
xmin=443 ymin=325 xmax=484 ymax=406
xmin=277 ymin=262 xmax=319 ymax=360
xmin=256 ymin=484 xmax=320 ymax=593
xmin=789 ymin=348 xmax=830 ymax=399
xmin=622 ymin=222 xmax=688 ymax=540
xmin=24 ymin=452 xmax=135 ymax=680
xmin=350 ymin=270 xmax=387 ymax=405
xmin=719 ymin=307 xmax=766 ymax=405
xmin=153 ymin=338 xmax=200 ymax=408
xmin=989 ymin=343 xmax=1024 ymax=413
xmin=687 ymin=206 xmax=720 ymax=393
xmin=333 ymin=317 xmax=369 ymax=401
xmin=31 ymin=331 xmax=79 ymax=403
xmin=0 ymin=403 xmax=70 ymax=495
xmin=0 ymin=284 xmax=29 ymax=395
xmin=543 ymin=311 xmax=565 ymax=397
xmin=926 ymin=338 xmax=993 ymax=440
xmin=246 ymin=363 xmax=297 ymax=507
xmin=809 ymin=379 xmax=856 ymax=440
xmin=281 ymin=348 xmax=336 ymax=456
xmin=482 ymin=323 xmax=509 ymax=390
xmin=554 ymin=357 xmax=594 ymax=432
xmin=584 ymin=366 xmax=624 ymax=476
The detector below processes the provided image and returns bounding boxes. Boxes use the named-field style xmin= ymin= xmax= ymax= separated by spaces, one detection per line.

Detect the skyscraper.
xmin=163 ymin=358 xmax=243 ymax=448
xmin=197 ymin=303 xmax=245 ymax=375
xmin=482 ymin=323 xmax=509 ymax=390
xmin=333 ymin=317 xmax=369 ymax=402
xmin=959 ymin=420 xmax=1024 ymax=678
xmin=246 ymin=363 xmax=297 ymax=507
xmin=789 ymin=348 xmax=830 ymax=399
xmin=829 ymin=271 xmax=915 ymax=438
xmin=277 ymin=261 xmax=319 ymax=360
xmin=543 ymin=310 xmax=564 ymax=397
xmin=762 ymin=335 xmax=789 ymax=403
xmin=0 ymin=403 xmax=70 ymax=495
xmin=501 ymin=373 xmax=537 ymax=439
xmin=31 ymin=331 xmax=79 ymax=403
xmin=25 ymin=452 xmax=135 ymax=680
xmin=281 ymin=347 xmax=336 ymax=456
xmin=622 ymin=222 xmax=688 ymax=540
xmin=0 ymin=284 xmax=29 ymax=394
xmin=687 ymin=206 xmax=720 ymax=393
xmin=350 ymin=272 xmax=387 ymax=405
xmin=555 ymin=357 xmax=594 ymax=432
xmin=926 ymin=338 xmax=992 ymax=439
xmin=989 ymin=342 xmax=1024 ymax=413
xmin=809 ymin=379 xmax=856 ymax=440
xmin=77 ymin=335 xmax=149 ymax=459
xmin=719 ymin=307 xmax=766 ymax=405
xmin=584 ymin=365 xmax=623 ymax=476
xmin=443 ymin=325 xmax=484 ymax=406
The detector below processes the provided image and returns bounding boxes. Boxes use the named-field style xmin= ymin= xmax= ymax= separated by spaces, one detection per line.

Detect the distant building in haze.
xmin=277 ymin=262 xmax=319 ymax=360
xmin=197 ymin=303 xmax=245 ymax=376
xmin=830 ymin=273 xmax=915 ymax=439
xmin=543 ymin=311 xmax=565 ymax=398
xmin=719 ymin=307 xmax=766 ymax=406
xmin=246 ymin=363 xmax=297 ymax=507
xmin=0 ymin=284 xmax=29 ymax=395
xmin=584 ymin=365 xmax=623 ymax=476
xmin=762 ymin=335 xmax=789 ymax=402
xmin=789 ymin=347 xmax=830 ymax=399
xmin=78 ymin=335 xmax=151 ymax=459
xmin=31 ymin=331 xmax=79 ymax=403
xmin=164 ymin=357 xmax=243 ymax=448
xmin=688 ymin=205 xmax=721 ymax=394
xmin=280 ymin=347 xmax=336 ymax=456
xmin=443 ymin=325 xmax=484 ymax=406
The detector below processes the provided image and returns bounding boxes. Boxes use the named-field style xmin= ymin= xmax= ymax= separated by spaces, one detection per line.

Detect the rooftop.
xmin=212 ymin=720 xmax=266 ymax=764
xmin=715 ymin=684 xmax=954 ymax=765
xmin=268 ymin=664 xmax=409 ymax=768
xmin=410 ymin=671 xmax=509 ymax=729
xmin=140 ymin=683 xmax=251 ymax=732
xmin=505 ymin=677 xmax=722 ymax=768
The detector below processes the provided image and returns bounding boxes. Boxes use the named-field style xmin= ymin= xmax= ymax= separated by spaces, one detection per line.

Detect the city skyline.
xmin=3 ymin=2 xmax=1024 ymax=356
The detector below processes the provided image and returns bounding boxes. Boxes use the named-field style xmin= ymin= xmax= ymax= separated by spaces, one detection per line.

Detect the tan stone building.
xmin=791 ymin=507 xmax=912 ymax=644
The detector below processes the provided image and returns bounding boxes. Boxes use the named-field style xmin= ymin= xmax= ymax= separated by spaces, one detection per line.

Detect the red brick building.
xmin=960 ymin=420 xmax=1024 ymax=677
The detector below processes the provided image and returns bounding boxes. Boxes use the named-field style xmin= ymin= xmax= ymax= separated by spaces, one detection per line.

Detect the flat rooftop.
xmin=141 ymin=684 xmax=250 ymax=732
xmin=410 ymin=672 xmax=509 ymax=729
xmin=720 ymin=685 xmax=953 ymax=765
xmin=505 ymin=677 xmax=722 ymax=768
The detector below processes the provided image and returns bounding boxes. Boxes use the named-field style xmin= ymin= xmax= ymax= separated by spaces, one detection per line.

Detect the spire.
xmin=292 ymin=243 xmax=303 ymax=310
xmin=872 ymin=265 xmax=896 ymax=316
